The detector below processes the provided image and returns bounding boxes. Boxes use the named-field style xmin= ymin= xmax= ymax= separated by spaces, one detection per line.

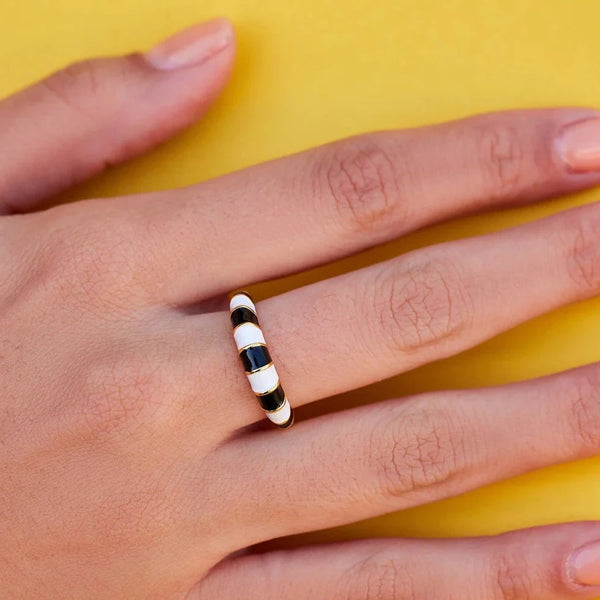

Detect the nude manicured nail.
xmin=144 ymin=18 xmax=233 ymax=71
xmin=568 ymin=540 xmax=600 ymax=586
xmin=557 ymin=117 xmax=600 ymax=172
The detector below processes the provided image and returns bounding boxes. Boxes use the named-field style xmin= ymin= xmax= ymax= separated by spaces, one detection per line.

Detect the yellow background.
xmin=4 ymin=0 xmax=600 ymax=560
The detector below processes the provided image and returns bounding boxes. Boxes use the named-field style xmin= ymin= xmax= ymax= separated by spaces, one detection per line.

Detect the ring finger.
xmin=192 ymin=198 xmax=600 ymax=429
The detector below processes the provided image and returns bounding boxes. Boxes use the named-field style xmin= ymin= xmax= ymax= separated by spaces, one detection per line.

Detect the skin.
xmin=3 ymin=18 xmax=600 ymax=600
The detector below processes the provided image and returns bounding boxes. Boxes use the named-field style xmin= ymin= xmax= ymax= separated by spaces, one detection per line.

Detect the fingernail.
xmin=568 ymin=540 xmax=600 ymax=586
xmin=144 ymin=18 xmax=233 ymax=71
xmin=557 ymin=117 xmax=600 ymax=173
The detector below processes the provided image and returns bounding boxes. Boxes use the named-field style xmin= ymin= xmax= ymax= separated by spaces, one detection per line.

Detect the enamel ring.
xmin=229 ymin=292 xmax=294 ymax=429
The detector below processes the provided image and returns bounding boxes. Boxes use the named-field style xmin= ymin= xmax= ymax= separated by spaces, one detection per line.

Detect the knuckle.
xmin=565 ymin=367 xmax=600 ymax=451
xmin=373 ymin=254 xmax=474 ymax=353
xmin=41 ymin=57 xmax=135 ymax=120
xmin=74 ymin=350 xmax=170 ymax=439
xmin=564 ymin=207 xmax=600 ymax=292
xmin=319 ymin=135 xmax=402 ymax=234
xmin=42 ymin=60 xmax=103 ymax=119
xmin=474 ymin=119 xmax=525 ymax=201
xmin=490 ymin=548 xmax=543 ymax=600
xmin=38 ymin=210 xmax=143 ymax=307
xmin=376 ymin=401 xmax=466 ymax=498
xmin=345 ymin=553 xmax=415 ymax=600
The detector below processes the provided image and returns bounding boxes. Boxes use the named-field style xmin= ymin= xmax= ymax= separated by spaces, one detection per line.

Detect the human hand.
xmin=4 ymin=17 xmax=600 ymax=600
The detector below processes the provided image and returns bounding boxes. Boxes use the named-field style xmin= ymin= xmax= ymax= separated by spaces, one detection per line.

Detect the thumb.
xmin=0 ymin=18 xmax=235 ymax=214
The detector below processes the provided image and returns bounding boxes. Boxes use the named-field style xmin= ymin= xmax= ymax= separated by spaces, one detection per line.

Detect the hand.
xmin=3 ymin=17 xmax=600 ymax=600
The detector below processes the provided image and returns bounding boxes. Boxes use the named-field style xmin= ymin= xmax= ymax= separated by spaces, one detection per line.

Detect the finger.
xmin=116 ymin=107 xmax=600 ymax=302
xmin=193 ymin=200 xmax=600 ymax=428
xmin=214 ymin=362 xmax=600 ymax=542
xmin=0 ymin=18 xmax=234 ymax=214
xmin=192 ymin=523 xmax=600 ymax=600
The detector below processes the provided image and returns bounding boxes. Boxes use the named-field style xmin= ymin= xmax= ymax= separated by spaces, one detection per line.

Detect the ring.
xmin=229 ymin=292 xmax=294 ymax=429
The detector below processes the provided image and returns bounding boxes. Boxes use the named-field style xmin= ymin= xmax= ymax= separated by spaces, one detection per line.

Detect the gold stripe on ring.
xmin=265 ymin=397 xmax=289 ymax=414
xmin=244 ymin=361 xmax=274 ymax=375
xmin=237 ymin=341 xmax=267 ymax=354
xmin=228 ymin=290 xmax=254 ymax=301
xmin=229 ymin=303 xmax=257 ymax=315
xmin=232 ymin=320 xmax=262 ymax=334
xmin=255 ymin=380 xmax=281 ymax=397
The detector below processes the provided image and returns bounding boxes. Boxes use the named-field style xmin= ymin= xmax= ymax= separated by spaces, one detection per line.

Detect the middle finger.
xmin=78 ymin=107 xmax=600 ymax=304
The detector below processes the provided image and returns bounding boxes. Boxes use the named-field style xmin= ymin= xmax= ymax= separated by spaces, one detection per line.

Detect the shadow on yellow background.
xmin=4 ymin=0 xmax=600 ymax=554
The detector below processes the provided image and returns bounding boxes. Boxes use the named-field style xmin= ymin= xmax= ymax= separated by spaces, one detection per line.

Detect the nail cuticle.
xmin=565 ymin=540 xmax=600 ymax=588
xmin=555 ymin=116 xmax=600 ymax=174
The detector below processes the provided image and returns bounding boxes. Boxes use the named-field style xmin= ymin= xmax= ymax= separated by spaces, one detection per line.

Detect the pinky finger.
xmin=191 ymin=523 xmax=600 ymax=600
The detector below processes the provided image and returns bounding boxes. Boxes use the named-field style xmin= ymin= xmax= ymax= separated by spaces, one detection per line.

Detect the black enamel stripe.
xmin=231 ymin=306 xmax=259 ymax=328
xmin=257 ymin=384 xmax=286 ymax=412
xmin=240 ymin=345 xmax=272 ymax=373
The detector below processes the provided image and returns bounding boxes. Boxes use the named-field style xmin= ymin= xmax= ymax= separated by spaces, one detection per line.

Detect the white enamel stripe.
xmin=267 ymin=399 xmax=291 ymax=425
xmin=230 ymin=293 xmax=257 ymax=313
xmin=233 ymin=322 xmax=266 ymax=350
xmin=247 ymin=364 xmax=279 ymax=395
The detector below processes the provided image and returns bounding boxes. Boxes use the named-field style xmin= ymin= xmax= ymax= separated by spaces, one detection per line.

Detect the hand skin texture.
xmin=5 ymin=16 xmax=600 ymax=600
